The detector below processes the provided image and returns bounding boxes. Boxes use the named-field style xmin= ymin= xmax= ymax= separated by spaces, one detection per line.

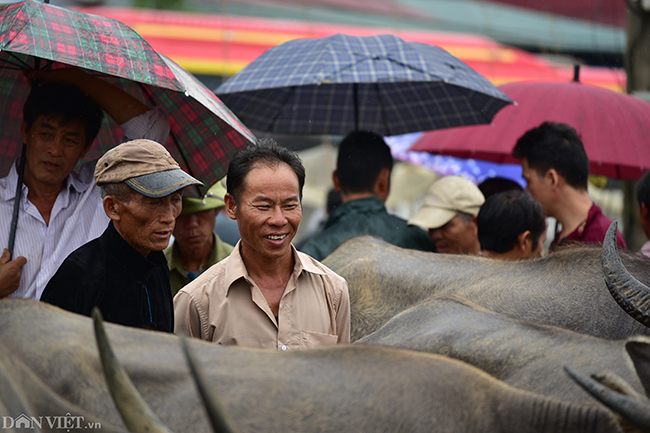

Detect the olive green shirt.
xmin=164 ymin=233 xmax=234 ymax=296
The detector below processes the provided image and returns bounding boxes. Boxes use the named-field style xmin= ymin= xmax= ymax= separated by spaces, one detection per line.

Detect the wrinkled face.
xmin=226 ymin=163 xmax=302 ymax=264
xmin=429 ymin=214 xmax=478 ymax=254
xmin=173 ymin=208 xmax=219 ymax=251
xmin=114 ymin=191 xmax=182 ymax=257
xmin=21 ymin=116 xmax=89 ymax=192
xmin=521 ymin=158 xmax=551 ymax=213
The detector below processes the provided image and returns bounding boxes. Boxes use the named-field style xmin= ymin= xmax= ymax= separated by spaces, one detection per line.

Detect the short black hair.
xmin=336 ymin=131 xmax=393 ymax=194
xmin=512 ymin=122 xmax=589 ymax=191
xmin=23 ymin=83 xmax=104 ymax=147
xmin=478 ymin=190 xmax=546 ymax=253
xmin=226 ymin=138 xmax=305 ymax=202
xmin=478 ymin=177 xmax=523 ymax=199
xmin=637 ymin=170 xmax=650 ymax=212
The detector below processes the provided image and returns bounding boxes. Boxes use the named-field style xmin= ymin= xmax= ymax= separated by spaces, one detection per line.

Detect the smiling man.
xmin=174 ymin=139 xmax=350 ymax=350
xmin=40 ymin=140 xmax=201 ymax=332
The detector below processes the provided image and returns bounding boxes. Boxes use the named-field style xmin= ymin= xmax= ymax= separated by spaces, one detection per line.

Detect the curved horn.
xmin=602 ymin=221 xmax=650 ymax=327
xmin=181 ymin=337 xmax=240 ymax=433
xmin=92 ymin=308 xmax=173 ymax=433
xmin=564 ymin=365 xmax=650 ymax=430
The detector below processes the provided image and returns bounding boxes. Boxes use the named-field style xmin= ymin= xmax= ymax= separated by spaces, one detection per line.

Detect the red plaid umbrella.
xmin=0 ymin=0 xmax=256 ymax=189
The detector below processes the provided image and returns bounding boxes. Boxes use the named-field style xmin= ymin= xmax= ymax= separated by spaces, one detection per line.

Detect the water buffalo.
xmin=358 ymin=293 xmax=643 ymax=404
xmin=0 ymin=300 xmax=629 ymax=433
xmin=322 ymin=228 xmax=650 ymax=341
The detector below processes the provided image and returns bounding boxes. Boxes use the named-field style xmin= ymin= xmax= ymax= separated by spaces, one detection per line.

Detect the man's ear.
xmin=80 ymin=142 xmax=92 ymax=159
xmin=224 ymin=193 xmax=238 ymax=221
xmin=546 ymin=168 xmax=560 ymax=188
xmin=641 ymin=202 xmax=649 ymax=222
xmin=470 ymin=214 xmax=479 ymax=234
xmin=332 ymin=171 xmax=342 ymax=192
xmin=103 ymin=195 xmax=121 ymax=222
xmin=517 ymin=230 xmax=532 ymax=252
xmin=374 ymin=168 xmax=391 ymax=200
xmin=20 ymin=121 xmax=29 ymax=144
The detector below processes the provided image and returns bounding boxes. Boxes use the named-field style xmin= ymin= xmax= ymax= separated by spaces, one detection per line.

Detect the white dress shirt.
xmin=0 ymin=107 xmax=170 ymax=300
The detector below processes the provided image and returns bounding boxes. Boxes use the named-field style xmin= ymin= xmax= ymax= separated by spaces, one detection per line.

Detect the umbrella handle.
xmin=7 ymin=144 xmax=26 ymax=259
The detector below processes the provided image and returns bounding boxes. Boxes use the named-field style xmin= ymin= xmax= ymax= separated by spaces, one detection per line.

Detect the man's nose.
xmin=186 ymin=213 xmax=199 ymax=227
xmin=430 ymin=228 xmax=443 ymax=241
xmin=160 ymin=203 xmax=177 ymax=224
xmin=47 ymin=137 xmax=65 ymax=155
xmin=268 ymin=206 xmax=287 ymax=226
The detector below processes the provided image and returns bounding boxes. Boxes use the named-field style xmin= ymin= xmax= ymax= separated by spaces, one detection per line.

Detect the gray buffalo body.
xmin=0 ymin=300 xmax=626 ymax=433
xmin=358 ymin=294 xmax=644 ymax=404
xmin=322 ymin=236 xmax=650 ymax=341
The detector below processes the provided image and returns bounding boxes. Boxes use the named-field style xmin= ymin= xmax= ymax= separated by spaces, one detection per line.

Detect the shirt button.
xmin=281 ymin=345 xmax=287 ymax=351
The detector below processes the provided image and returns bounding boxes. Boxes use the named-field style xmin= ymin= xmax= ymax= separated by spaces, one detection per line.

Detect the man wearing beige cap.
xmin=165 ymin=179 xmax=234 ymax=296
xmin=408 ymin=175 xmax=485 ymax=255
xmin=40 ymin=139 xmax=201 ymax=332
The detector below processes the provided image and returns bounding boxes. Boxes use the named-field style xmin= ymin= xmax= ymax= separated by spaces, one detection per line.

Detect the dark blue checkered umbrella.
xmin=215 ymin=33 xmax=513 ymax=136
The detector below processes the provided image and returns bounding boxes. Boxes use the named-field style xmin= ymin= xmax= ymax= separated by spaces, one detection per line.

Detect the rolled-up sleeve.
xmin=173 ymin=290 xmax=204 ymax=339
xmin=120 ymin=106 xmax=171 ymax=144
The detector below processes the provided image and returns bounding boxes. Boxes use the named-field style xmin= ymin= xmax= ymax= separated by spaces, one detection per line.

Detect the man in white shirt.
xmin=0 ymin=68 xmax=169 ymax=299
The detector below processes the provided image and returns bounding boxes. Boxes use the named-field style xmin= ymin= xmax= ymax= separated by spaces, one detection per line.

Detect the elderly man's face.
xmin=21 ymin=116 xmax=89 ymax=192
xmin=429 ymin=214 xmax=478 ymax=255
xmin=226 ymin=163 xmax=302 ymax=264
xmin=173 ymin=208 xmax=218 ymax=253
xmin=113 ymin=191 xmax=182 ymax=257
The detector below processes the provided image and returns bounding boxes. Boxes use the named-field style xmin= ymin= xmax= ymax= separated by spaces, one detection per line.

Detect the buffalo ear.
xmin=564 ymin=365 xmax=650 ymax=431
xmin=625 ymin=339 xmax=650 ymax=398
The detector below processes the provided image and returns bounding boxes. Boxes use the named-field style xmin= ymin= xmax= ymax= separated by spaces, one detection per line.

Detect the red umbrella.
xmin=409 ymin=73 xmax=650 ymax=180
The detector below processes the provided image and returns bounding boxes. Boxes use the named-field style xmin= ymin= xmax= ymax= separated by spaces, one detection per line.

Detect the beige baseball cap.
xmin=179 ymin=178 xmax=227 ymax=216
xmin=94 ymin=139 xmax=203 ymax=198
xmin=408 ymin=176 xmax=485 ymax=229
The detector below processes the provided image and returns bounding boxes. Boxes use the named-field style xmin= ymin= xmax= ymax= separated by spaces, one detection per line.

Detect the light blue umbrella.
xmin=216 ymin=33 xmax=513 ymax=136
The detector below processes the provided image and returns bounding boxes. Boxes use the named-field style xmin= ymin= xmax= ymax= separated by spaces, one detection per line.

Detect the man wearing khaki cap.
xmin=40 ymin=139 xmax=201 ymax=332
xmin=165 ymin=179 xmax=234 ymax=296
xmin=408 ymin=175 xmax=485 ymax=255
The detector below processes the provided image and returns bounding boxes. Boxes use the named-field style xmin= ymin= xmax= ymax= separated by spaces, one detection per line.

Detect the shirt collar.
xmin=1 ymin=158 xmax=95 ymax=202
xmin=100 ymin=221 xmax=167 ymax=277
xmin=224 ymin=241 xmax=327 ymax=293
xmin=325 ymin=196 xmax=385 ymax=227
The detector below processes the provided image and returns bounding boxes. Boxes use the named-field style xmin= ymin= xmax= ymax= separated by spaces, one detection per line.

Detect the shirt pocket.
xmin=300 ymin=330 xmax=338 ymax=348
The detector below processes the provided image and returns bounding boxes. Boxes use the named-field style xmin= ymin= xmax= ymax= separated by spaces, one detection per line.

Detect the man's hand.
xmin=0 ymin=249 xmax=27 ymax=298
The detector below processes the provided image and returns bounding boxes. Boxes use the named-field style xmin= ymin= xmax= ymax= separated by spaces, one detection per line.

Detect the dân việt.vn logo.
xmin=2 ymin=413 xmax=101 ymax=431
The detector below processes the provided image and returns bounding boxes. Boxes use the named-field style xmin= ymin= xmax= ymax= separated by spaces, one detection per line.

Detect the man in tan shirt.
xmin=173 ymin=139 xmax=350 ymax=350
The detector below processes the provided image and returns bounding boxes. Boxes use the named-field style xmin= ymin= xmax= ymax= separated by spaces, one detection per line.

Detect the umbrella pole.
xmin=353 ymin=83 xmax=359 ymax=131
xmin=7 ymin=144 xmax=26 ymax=259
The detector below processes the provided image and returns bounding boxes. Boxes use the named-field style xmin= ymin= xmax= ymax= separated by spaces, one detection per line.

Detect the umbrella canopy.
xmin=409 ymin=79 xmax=650 ymax=180
xmin=215 ymin=33 xmax=513 ymax=136
xmin=0 ymin=0 xmax=256 ymax=189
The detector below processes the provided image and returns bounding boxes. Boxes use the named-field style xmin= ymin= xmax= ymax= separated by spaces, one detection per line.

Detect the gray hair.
xmin=99 ymin=182 xmax=134 ymax=202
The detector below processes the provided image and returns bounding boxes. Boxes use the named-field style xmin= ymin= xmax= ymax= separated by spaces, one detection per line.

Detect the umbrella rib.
xmin=374 ymin=82 xmax=391 ymax=136
xmin=1 ymin=53 xmax=33 ymax=70
xmin=268 ymin=86 xmax=298 ymax=134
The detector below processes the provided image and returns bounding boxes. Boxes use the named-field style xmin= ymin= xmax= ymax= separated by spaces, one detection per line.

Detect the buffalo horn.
xmin=92 ymin=308 xmax=173 ymax=433
xmin=602 ymin=221 xmax=650 ymax=327
xmin=564 ymin=365 xmax=650 ymax=430
xmin=181 ymin=337 xmax=240 ymax=433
